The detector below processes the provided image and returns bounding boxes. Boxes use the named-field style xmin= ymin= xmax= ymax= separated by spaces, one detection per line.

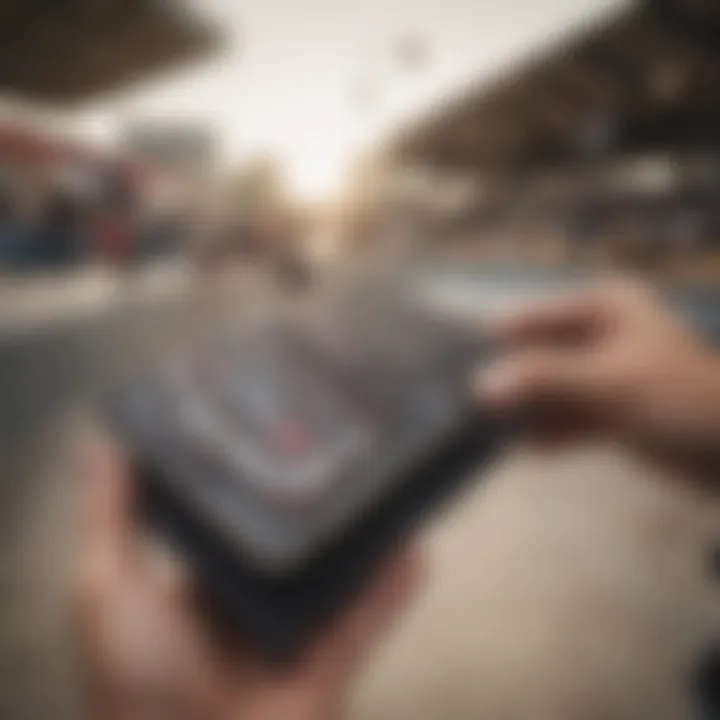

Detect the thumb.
xmin=78 ymin=432 xmax=139 ymax=600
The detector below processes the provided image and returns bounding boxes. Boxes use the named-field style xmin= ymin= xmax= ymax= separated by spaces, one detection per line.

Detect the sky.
xmin=72 ymin=0 xmax=625 ymax=201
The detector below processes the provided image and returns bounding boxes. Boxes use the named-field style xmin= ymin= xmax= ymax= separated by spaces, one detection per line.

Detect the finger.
xmin=78 ymin=432 xmax=138 ymax=600
xmin=476 ymin=349 xmax=610 ymax=412
xmin=309 ymin=545 xmax=425 ymax=681
xmin=486 ymin=290 xmax=606 ymax=348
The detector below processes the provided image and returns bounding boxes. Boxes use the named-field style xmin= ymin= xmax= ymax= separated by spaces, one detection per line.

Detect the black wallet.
xmin=110 ymin=279 xmax=503 ymax=658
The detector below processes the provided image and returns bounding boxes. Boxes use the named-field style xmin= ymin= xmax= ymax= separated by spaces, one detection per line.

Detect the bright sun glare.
xmin=286 ymin=147 xmax=349 ymax=203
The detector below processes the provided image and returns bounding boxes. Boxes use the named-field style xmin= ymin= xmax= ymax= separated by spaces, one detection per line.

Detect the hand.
xmin=75 ymin=437 xmax=423 ymax=720
xmin=477 ymin=279 xmax=720 ymax=465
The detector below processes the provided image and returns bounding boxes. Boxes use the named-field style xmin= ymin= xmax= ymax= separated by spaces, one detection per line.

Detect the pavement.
xmin=2 ymin=263 xmax=720 ymax=720
xmin=351 ymin=448 xmax=720 ymax=720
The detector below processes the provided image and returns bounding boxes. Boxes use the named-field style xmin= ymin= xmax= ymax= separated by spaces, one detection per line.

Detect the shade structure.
xmin=0 ymin=0 xmax=221 ymax=103
xmin=388 ymin=0 xmax=720 ymax=170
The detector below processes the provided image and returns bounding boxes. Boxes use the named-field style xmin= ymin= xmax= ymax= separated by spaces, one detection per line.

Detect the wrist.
xmin=688 ymin=354 xmax=720 ymax=447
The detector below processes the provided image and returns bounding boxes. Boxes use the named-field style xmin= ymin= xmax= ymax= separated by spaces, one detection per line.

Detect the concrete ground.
xmin=350 ymin=448 xmax=720 ymax=720
xmin=3 ymin=264 xmax=720 ymax=719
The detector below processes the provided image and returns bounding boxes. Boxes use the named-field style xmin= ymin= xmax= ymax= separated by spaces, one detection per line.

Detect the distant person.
xmin=259 ymin=215 xmax=312 ymax=289
xmin=0 ymin=189 xmax=23 ymax=268
xmin=90 ymin=207 xmax=134 ymax=268
xmin=29 ymin=193 xmax=84 ymax=269
xmin=76 ymin=279 xmax=720 ymax=719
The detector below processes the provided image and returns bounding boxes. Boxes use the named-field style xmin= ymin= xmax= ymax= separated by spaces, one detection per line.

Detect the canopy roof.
xmin=0 ymin=0 xmax=220 ymax=103
xmin=389 ymin=0 xmax=720 ymax=170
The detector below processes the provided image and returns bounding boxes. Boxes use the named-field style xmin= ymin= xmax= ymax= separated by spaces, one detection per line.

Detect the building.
xmin=0 ymin=1 xmax=224 ymax=269
xmin=121 ymin=120 xmax=217 ymax=177
xmin=369 ymin=0 xmax=720 ymax=271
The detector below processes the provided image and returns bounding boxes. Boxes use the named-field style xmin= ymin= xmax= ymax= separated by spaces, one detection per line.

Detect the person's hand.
xmin=476 ymin=279 xmax=720 ymax=465
xmin=75 ymin=437 xmax=423 ymax=720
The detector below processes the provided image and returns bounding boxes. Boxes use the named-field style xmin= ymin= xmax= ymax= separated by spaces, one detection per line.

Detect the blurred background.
xmin=4 ymin=1 xmax=720 ymax=719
